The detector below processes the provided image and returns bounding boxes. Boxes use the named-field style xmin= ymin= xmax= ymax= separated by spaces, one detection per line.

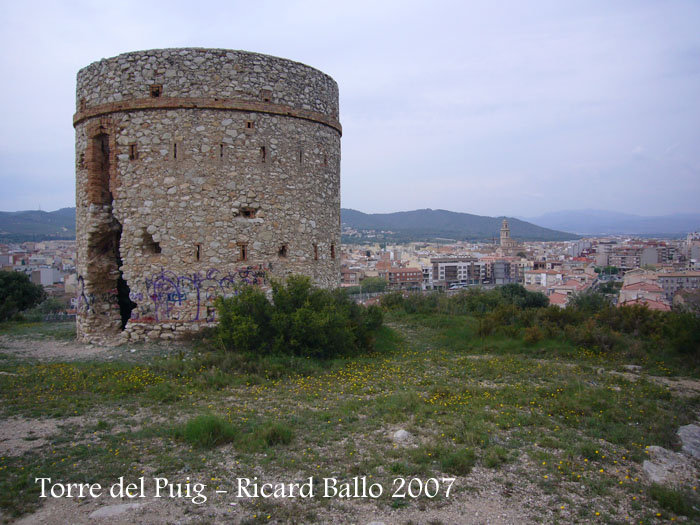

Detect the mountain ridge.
xmin=0 ymin=208 xmax=76 ymax=242
xmin=0 ymin=206 xmax=579 ymax=243
xmin=522 ymin=209 xmax=700 ymax=235
xmin=5 ymin=206 xmax=690 ymax=242
xmin=341 ymin=208 xmax=578 ymax=242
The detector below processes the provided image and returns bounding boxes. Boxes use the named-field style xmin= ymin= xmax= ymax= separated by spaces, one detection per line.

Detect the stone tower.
xmin=500 ymin=218 xmax=518 ymax=253
xmin=500 ymin=219 xmax=510 ymax=246
xmin=74 ymin=49 xmax=342 ymax=343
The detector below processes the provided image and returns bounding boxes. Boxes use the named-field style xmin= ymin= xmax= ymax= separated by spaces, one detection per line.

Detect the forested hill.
xmin=341 ymin=208 xmax=578 ymax=242
xmin=0 ymin=206 xmax=578 ymax=243
xmin=0 ymin=208 xmax=76 ymax=242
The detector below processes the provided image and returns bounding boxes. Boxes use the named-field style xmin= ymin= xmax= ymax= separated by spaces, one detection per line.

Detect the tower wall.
xmin=74 ymin=49 xmax=341 ymax=343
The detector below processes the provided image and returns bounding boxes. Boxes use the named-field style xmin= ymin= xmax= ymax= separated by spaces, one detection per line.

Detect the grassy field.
xmin=0 ymin=314 xmax=699 ymax=524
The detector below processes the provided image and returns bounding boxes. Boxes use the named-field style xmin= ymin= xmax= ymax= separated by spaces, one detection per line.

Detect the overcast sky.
xmin=1 ymin=0 xmax=699 ymax=217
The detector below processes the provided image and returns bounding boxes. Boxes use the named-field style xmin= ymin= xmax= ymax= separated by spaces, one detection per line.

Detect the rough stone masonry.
xmin=74 ymin=48 xmax=342 ymax=343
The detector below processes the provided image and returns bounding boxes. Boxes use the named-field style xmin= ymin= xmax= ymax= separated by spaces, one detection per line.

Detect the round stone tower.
xmin=74 ymin=48 xmax=342 ymax=343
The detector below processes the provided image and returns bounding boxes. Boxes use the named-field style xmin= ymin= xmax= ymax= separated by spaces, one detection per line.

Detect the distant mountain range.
xmin=6 ymin=206 xmax=690 ymax=243
xmin=0 ymin=206 xmax=577 ymax=243
xmin=522 ymin=210 xmax=700 ymax=236
xmin=0 ymin=208 xmax=76 ymax=242
xmin=341 ymin=208 xmax=578 ymax=242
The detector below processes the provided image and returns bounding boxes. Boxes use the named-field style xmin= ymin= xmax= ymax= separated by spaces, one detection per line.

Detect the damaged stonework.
xmin=74 ymin=48 xmax=341 ymax=343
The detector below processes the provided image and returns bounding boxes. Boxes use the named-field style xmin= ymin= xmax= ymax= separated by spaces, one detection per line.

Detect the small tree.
xmin=360 ymin=276 xmax=388 ymax=293
xmin=676 ymin=289 xmax=700 ymax=315
xmin=0 ymin=271 xmax=46 ymax=322
xmin=38 ymin=297 xmax=67 ymax=314
xmin=664 ymin=312 xmax=700 ymax=356
xmin=498 ymin=283 xmax=548 ymax=309
xmin=567 ymin=290 xmax=611 ymax=315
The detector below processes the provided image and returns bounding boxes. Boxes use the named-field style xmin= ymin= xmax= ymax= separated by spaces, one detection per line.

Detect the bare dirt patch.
xmin=0 ymin=336 xmax=109 ymax=362
xmin=0 ymin=334 xmax=184 ymax=364
xmin=609 ymin=368 xmax=700 ymax=397
xmin=0 ymin=416 xmax=88 ymax=457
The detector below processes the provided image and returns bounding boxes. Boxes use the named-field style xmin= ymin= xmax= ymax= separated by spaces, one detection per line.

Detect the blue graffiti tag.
xmin=143 ymin=265 xmax=268 ymax=322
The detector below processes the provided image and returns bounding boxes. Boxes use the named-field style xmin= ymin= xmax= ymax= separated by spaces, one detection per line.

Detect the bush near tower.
xmin=215 ymin=276 xmax=383 ymax=358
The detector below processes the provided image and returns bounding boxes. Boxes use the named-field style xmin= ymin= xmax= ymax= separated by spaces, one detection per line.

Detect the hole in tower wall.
xmin=240 ymin=207 xmax=257 ymax=219
xmin=88 ymin=133 xmax=112 ymax=205
xmin=142 ymin=230 xmax=161 ymax=255
xmin=115 ymin=221 xmax=136 ymax=330
xmin=85 ymin=214 xmax=134 ymax=333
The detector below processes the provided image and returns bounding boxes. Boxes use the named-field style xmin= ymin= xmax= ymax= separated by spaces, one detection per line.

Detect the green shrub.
xmin=664 ymin=312 xmax=700 ymax=356
xmin=566 ymin=291 xmax=611 ymax=315
xmin=537 ymin=305 xmax=583 ymax=331
xmin=380 ymin=285 xmax=547 ymax=317
xmin=236 ymin=421 xmax=294 ymax=452
xmin=599 ymin=304 xmax=662 ymax=338
xmin=259 ymin=422 xmax=293 ymax=447
xmin=648 ymin=484 xmax=699 ymax=517
xmin=216 ymin=285 xmax=273 ymax=353
xmin=360 ymin=276 xmax=388 ymax=293
xmin=565 ymin=319 xmax=619 ymax=353
xmin=216 ymin=276 xmax=383 ymax=358
xmin=483 ymin=446 xmax=509 ymax=468
xmin=498 ymin=283 xmax=548 ymax=309
xmin=0 ymin=272 xmax=45 ymax=322
xmin=146 ymin=382 xmax=182 ymax=403
xmin=37 ymin=297 xmax=66 ymax=314
xmin=523 ymin=326 xmax=543 ymax=345
xmin=380 ymin=291 xmax=405 ymax=310
xmin=175 ymin=414 xmax=236 ymax=448
xmin=439 ymin=447 xmax=476 ymax=475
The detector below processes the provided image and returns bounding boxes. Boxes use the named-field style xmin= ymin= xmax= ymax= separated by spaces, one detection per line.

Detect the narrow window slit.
xmin=238 ymin=242 xmax=248 ymax=262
